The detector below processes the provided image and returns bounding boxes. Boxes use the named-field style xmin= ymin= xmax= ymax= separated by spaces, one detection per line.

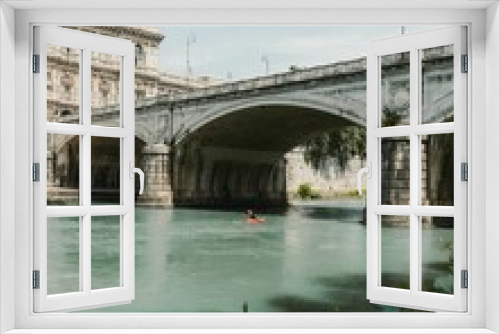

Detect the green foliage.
xmin=381 ymin=106 xmax=403 ymax=127
xmin=303 ymin=126 xmax=366 ymax=172
xmin=297 ymin=183 xmax=314 ymax=199
xmin=343 ymin=188 xmax=365 ymax=197
xmin=296 ymin=183 xmax=321 ymax=199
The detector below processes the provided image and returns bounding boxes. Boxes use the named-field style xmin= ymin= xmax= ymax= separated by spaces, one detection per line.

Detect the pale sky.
xmin=159 ymin=25 xmax=440 ymax=81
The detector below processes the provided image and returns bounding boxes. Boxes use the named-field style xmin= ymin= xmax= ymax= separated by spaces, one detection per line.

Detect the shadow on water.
xmin=425 ymin=261 xmax=452 ymax=272
xmin=169 ymin=205 xmax=290 ymax=215
xmin=268 ymin=274 xmax=429 ymax=312
xmin=288 ymin=199 xmax=365 ymax=221
xmin=292 ymin=206 xmax=363 ymax=221
xmin=136 ymin=199 xmax=365 ymax=221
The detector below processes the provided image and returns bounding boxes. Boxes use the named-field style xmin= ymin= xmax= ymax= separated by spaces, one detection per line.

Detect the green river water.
xmin=47 ymin=199 xmax=453 ymax=312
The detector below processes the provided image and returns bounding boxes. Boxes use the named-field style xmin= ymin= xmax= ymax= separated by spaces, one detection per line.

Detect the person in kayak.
xmin=246 ymin=210 xmax=265 ymax=224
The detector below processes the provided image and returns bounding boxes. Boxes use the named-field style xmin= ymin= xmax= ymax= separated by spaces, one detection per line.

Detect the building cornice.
xmin=64 ymin=26 xmax=165 ymax=45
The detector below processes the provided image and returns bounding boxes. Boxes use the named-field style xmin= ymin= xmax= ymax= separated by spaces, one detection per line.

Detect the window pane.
xmin=47 ymin=44 xmax=81 ymax=124
xmin=47 ymin=134 xmax=80 ymax=206
xmin=92 ymin=215 xmax=121 ymax=290
xmin=91 ymin=52 xmax=121 ymax=127
xmin=47 ymin=216 xmax=80 ymax=295
xmin=380 ymin=52 xmax=410 ymax=127
xmin=91 ymin=137 xmax=121 ymax=205
xmin=381 ymin=137 xmax=410 ymax=205
xmin=381 ymin=215 xmax=410 ymax=290
xmin=421 ymin=216 xmax=454 ymax=294
xmin=421 ymin=133 xmax=454 ymax=206
xmin=421 ymin=45 xmax=454 ymax=124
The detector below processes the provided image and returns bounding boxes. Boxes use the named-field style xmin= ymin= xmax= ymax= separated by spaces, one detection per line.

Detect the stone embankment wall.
xmin=285 ymin=149 xmax=363 ymax=198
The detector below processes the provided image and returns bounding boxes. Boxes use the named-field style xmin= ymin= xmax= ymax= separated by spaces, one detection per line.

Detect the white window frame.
xmin=33 ymin=26 xmax=136 ymax=313
xmin=2 ymin=5 xmax=497 ymax=333
xmin=366 ymin=26 xmax=467 ymax=312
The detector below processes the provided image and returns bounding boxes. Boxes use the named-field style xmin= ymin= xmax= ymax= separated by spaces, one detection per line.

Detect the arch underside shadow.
xmin=174 ymin=104 xmax=359 ymax=208
xmin=47 ymin=135 xmax=147 ymax=205
xmin=180 ymin=104 xmax=358 ymax=153
xmin=175 ymin=96 xmax=365 ymax=146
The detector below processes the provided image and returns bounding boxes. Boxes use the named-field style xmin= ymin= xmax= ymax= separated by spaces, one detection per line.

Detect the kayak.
xmin=247 ymin=218 xmax=265 ymax=224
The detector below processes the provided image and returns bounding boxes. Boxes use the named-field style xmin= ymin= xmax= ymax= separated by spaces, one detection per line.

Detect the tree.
xmin=303 ymin=126 xmax=366 ymax=172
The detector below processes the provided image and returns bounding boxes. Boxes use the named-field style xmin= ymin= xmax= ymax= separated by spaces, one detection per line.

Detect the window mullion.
xmin=373 ymin=205 xmax=411 ymax=215
xmin=373 ymin=126 xmax=411 ymax=138
xmin=413 ymin=123 xmax=455 ymax=135
xmin=82 ymin=48 xmax=92 ymax=294
xmin=46 ymin=123 xmax=88 ymax=135
xmin=89 ymin=126 xmax=130 ymax=138
xmin=90 ymin=205 xmax=129 ymax=216
xmin=409 ymin=48 xmax=420 ymax=294
xmin=82 ymin=48 xmax=91 ymax=208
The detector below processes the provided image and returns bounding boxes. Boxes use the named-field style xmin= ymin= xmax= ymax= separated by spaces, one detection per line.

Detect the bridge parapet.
xmin=161 ymin=57 xmax=367 ymax=105
xmin=56 ymin=51 xmax=453 ymax=136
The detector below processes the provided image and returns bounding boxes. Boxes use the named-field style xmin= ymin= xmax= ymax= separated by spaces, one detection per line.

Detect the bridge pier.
xmin=137 ymin=143 xmax=173 ymax=206
xmin=173 ymin=146 xmax=287 ymax=208
xmin=380 ymin=136 xmax=452 ymax=226
xmin=46 ymin=143 xmax=79 ymax=205
xmin=47 ymin=150 xmax=56 ymax=187
xmin=381 ymin=139 xmax=411 ymax=206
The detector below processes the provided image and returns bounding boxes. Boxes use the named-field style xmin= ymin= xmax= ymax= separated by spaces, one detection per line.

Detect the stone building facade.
xmin=47 ymin=26 xmax=226 ymax=204
xmin=47 ymin=26 xmax=220 ymax=121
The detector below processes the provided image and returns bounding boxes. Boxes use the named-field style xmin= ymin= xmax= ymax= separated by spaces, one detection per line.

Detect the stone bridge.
xmin=49 ymin=49 xmax=453 ymax=207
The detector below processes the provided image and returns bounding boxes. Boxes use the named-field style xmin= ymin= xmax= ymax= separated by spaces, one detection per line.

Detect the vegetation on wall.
xmin=303 ymin=125 xmax=366 ymax=172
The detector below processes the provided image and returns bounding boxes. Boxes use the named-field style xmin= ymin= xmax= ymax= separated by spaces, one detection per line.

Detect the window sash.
xmin=33 ymin=26 xmax=136 ymax=313
xmin=366 ymin=26 xmax=467 ymax=312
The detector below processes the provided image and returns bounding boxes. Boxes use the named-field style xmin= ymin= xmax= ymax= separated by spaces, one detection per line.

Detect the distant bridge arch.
xmin=172 ymin=97 xmax=365 ymax=207
xmin=175 ymin=95 xmax=366 ymax=147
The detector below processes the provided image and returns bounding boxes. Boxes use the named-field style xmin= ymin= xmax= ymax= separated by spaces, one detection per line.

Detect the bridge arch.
xmin=135 ymin=122 xmax=162 ymax=146
xmin=173 ymin=98 xmax=365 ymax=207
xmin=176 ymin=96 xmax=365 ymax=147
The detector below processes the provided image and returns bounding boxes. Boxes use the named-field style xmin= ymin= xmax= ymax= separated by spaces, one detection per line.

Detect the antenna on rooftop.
xmin=261 ymin=55 xmax=270 ymax=75
xmin=186 ymin=33 xmax=196 ymax=88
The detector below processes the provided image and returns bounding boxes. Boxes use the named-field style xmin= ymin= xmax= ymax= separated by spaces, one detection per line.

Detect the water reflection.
xmin=47 ymin=199 xmax=454 ymax=312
